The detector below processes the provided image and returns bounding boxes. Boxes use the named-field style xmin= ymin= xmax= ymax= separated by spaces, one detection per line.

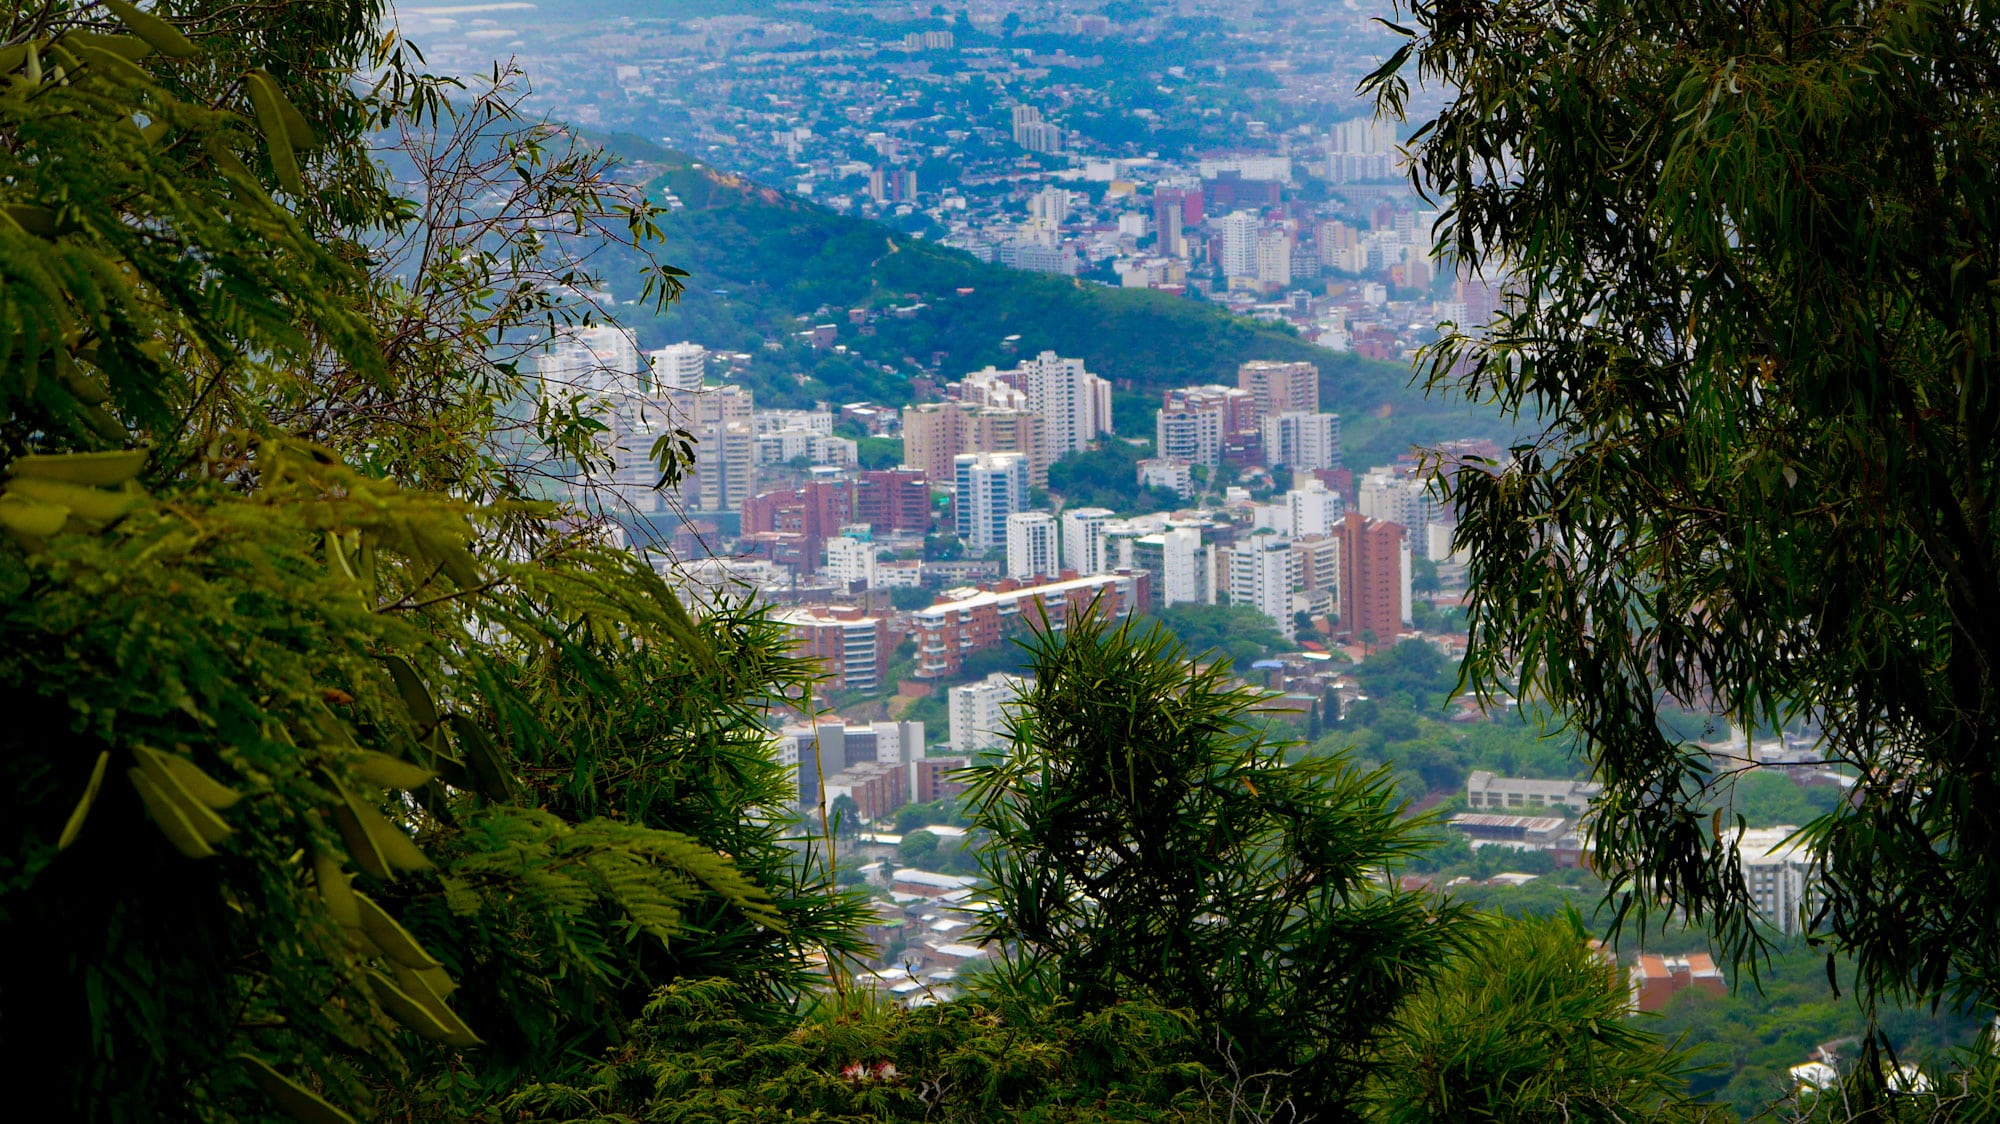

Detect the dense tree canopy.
xmin=0 ymin=4 xmax=848 ymax=1119
xmin=1369 ymin=0 xmax=2000 ymax=1074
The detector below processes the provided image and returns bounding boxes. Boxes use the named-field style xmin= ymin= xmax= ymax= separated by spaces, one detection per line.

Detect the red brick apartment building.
xmin=774 ymin=606 xmax=888 ymax=692
xmin=1338 ymin=511 xmax=1410 ymax=643
xmin=740 ymin=479 xmax=853 ymax=572
xmin=855 ymin=468 xmax=931 ymax=535
xmin=911 ymin=570 xmax=1150 ymax=678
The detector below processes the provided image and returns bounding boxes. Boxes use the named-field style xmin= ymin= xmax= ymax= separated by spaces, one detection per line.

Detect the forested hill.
xmin=598 ymin=137 xmax=1512 ymax=465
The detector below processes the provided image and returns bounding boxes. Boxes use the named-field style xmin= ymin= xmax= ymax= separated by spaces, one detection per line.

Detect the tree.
xmin=897 ymin=829 xmax=940 ymax=869
xmin=1368 ymin=0 xmax=2000 ymax=1035
xmin=1365 ymin=913 xmax=1717 ymax=1122
xmin=830 ymin=794 xmax=861 ymax=838
xmin=962 ymin=609 xmax=1472 ymax=1115
xmin=0 ymin=7 xmax=849 ymax=1120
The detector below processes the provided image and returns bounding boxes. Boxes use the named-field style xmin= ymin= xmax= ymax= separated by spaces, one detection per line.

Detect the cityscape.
xmin=18 ymin=1 xmax=1989 ymax=1119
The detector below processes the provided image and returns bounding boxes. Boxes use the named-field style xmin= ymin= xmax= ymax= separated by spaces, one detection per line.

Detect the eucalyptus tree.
xmin=1366 ymin=0 xmax=2000 ymax=1053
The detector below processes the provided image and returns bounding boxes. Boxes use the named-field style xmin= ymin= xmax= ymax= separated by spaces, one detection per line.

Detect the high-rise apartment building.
xmin=1229 ymin=532 xmax=1299 ymax=641
xmin=1339 ymin=512 xmax=1411 ymax=643
xmin=823 ymin=535 xmax=877 ymax=589
xmin=1006 ymin=511 xmax=1059 ymax=580
xmin=1060 ymin=507 xmax=1115 ymax=575
xmin=647 ymin=341 xmax=707 ymax=391
xmin=1132 ymin=526 xmax=1216 ymax=608
xmin=1238 ymin=359 xmax=1320 ymax=419
xmin=1287 ymin=479 xmax=1346 ymax=539
xmin=1327 ymin=117 xmax=1398 ymax=183
xmin=902 ymin=402 xmax=967 ymax=483
xmin=855 ymin=468 xmax=931 ymax=535
xmin=1220 ymin=211 xmax=1260 ymax=279
xmin=1358 ymin=465 xmax=1443 ymax=556
xmin=948 ymin=672 xmax=1030 ymax=753
xmin=535 ymin=323 xmax=645 ymax=401
xmin=1262 ymin=411 xmax=1342 ymax=471
xmin=772 ymin=607 xmax=887 ymax=693
xmin=1156 ymin=385 xmax=1257 ymax=469
xmin=1011 ymin=104 xmax=1063 ymax=153
xmin=954 ymin=452 xmax=1028 ymax=551
xmin=1256 ymin=229 xmax=1293 ymax=289
xmin=902 ymin=402 xmax=1046 ymax=486
xmin=1017 ymin=350 xmax=1112 ymax=460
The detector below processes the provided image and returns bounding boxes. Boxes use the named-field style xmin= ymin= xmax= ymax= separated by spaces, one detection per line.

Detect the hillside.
xmin=599 ymin=139 xmax=1512 ymax=466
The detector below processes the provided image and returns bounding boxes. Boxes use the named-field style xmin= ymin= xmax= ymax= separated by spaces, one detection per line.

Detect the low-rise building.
xmin=1629 ymin=953 xmax=1726 ymax=1012
xmin=1464 ymin=770 xmax=1603 ymax=814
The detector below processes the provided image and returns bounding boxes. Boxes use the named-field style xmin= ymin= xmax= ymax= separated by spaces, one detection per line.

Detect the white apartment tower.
xmin=1221 ymin=211 xmax=1260 ymax=279
xmin=955 ymin=452 xmax=1028 ymax=550
xmin=647 ymin=341 xmax=707 ymax=391
xmin=1262 ymin=411 xmax=1342 ymax=470
xmin=1160 ymin=526 xmax=1216 ymax=606
xmin=1256 ymin=229 xmax=1293 ymax=288
xmin=1229 ymin=533 xmax=1299 ymax=641
xmin=1006 ymin=511 xmax=1060 ymax=580
xmin=1018 ymin=350 xmax=1112 ymax=459
xmin=1287 ymin=479 xmax=1346 ymax=539
xmin=1061 ymin=507 xmax=1116 ymax=575
xmin=823 ymin=535 xmax=877 ymax=588
xmin=535 ymin=324 xmax=645 ymax=401
xmin=949 ymin=672 xmax=1031 ymax=753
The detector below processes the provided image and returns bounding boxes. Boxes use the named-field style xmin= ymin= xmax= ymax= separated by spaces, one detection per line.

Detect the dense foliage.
xmin=1366 ymin=913 xmax=1716 ymax=1122
xmin=963 ymin=611 xmax=1474 ymax=1117
xmin=1369 ymin=0 xmax=2000 ymax=1052
xmin=0 ymin=4 xmax=850 ymax=1120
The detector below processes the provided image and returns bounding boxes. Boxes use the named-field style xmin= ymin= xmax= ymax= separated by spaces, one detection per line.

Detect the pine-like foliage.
xmin=1365 ymin=913 xmax=1718 ymax=1123
xmin=961 ymin=608 xmax=1475 ymax=1120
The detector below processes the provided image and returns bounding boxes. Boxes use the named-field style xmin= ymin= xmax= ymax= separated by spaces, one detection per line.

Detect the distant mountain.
xmin=599 ymin=136 xmax=1512 ymax=466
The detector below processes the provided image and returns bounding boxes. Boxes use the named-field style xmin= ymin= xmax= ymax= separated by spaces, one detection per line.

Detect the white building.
xmin=1256 ymin=229 xmax=1293 ymax=288
xmin=1734 ymin=826 xmax=1821 ymax=936
xmin=1137 ymin=457 xmax=1194 ymax=498
xmin=1029 ymin=185 xmax=1071 ymax=225
xmin=648 ymin=341 xmax=707 ymax=391
xmin=1358 ymin=465 xmax=1443 ymax=554
xmin=1287 ymin=479 xmax=1345 ymax=539
xmin=1060 ymin=507 xmax=1115 ymax=575
xmin=535 ymin=323 xmax=646 ymax=401
xmin=1327 ymin=117 xmax=1399 ymax=184
xmin=949 ymin=672 xmax=1030 ymax=753
xmin=1262 ymin=411 xmax=1342 ymax=471
xmin=954 ymin=452 xmax=1028 ymax=551
xmin=1156 ymin=408 xmax=1224 ymax=469
xmin=1006 ymin=511 xmax=1059 ymax=579
xmin=824 ymin=535 xmax=877 ymax=588
xmin=1220 ymin=211 xmax=1260 ymax=279
xmin=1228 ymin=532 xmax=1298 ymax=641
xmin=1018 ymin=351 xmax=1112 ymax=459
xmin=1158 ymin=526 xmax=1215 ymax=606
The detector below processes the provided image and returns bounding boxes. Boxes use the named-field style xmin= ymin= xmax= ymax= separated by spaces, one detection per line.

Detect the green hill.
xmin=602 ymin=139 xmax=1510 ymax=466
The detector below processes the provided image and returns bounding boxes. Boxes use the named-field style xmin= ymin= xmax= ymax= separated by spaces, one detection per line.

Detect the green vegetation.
xmin=1367 ymin=913 xmax=1714 ymax=1122
xmin=0 ymin=7 xmax=852 ymax=1120
xmin=1154 ymin=603 xmax=1292 ymax=667
xmin=1047 ymin=440 xmax=1183 ymax=513
xmin=1374 ymin=0 xmax=2000 ymax=1057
